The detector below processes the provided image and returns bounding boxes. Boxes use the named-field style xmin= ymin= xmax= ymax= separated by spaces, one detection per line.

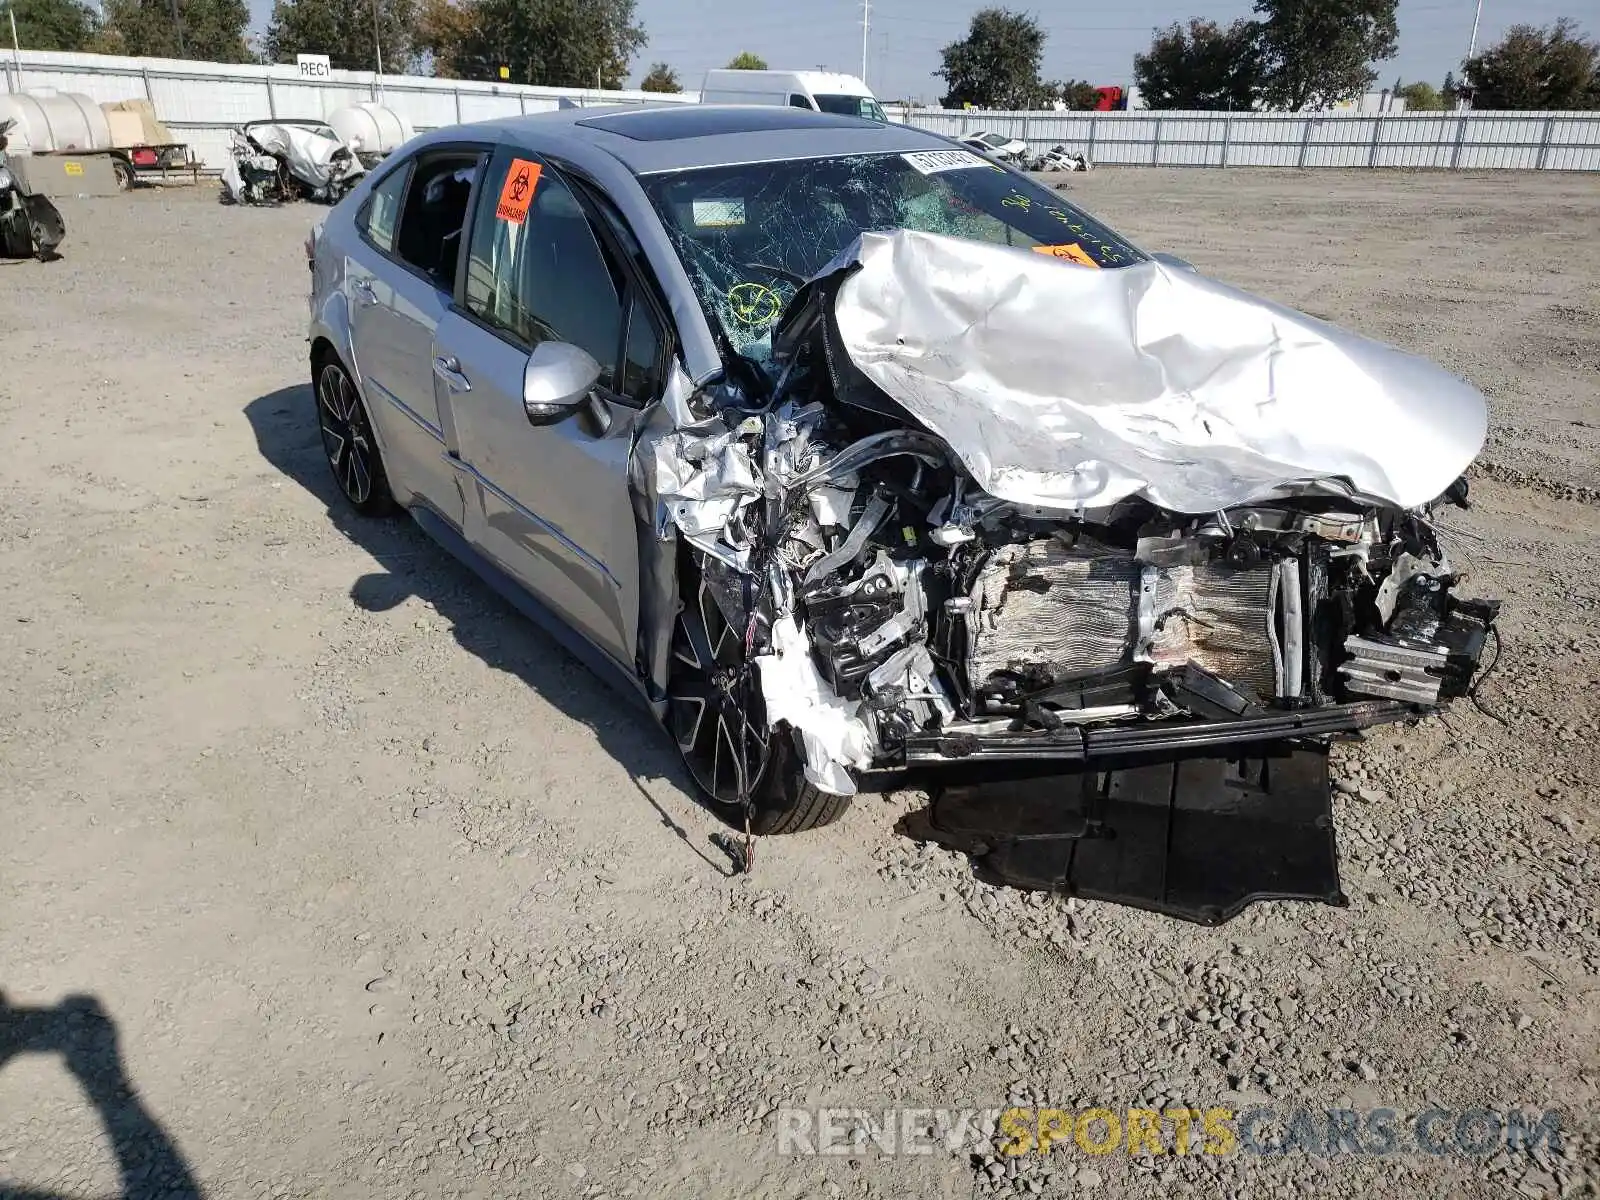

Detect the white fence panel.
xmin=7 ymin=53 xmax=1598 ymax=172
xmin=895 ymin=106 xmax=1600 ymax=171
xmin=2 ymin=48 xmax=695 ymax=169
xmin=1548 ymin=115 xmax=1600 ymax=170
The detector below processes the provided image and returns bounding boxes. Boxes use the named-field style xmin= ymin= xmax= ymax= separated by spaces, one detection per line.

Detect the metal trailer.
xmin=107 ymin=143 xmax=202 ymax=189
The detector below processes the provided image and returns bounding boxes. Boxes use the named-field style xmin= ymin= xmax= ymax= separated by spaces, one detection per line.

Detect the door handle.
xmin=350 ymin=277 xmax=377 ymax=305
xmin=433 ymin=355 xmax=472 ymax=392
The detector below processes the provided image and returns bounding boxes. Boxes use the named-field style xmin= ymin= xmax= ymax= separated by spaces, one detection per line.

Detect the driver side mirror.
xmin=523 ymin=341 xmax=603 ymax=426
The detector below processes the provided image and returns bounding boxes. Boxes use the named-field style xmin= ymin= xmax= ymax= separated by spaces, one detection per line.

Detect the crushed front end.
xmin=635 ymin=230 xmax=1499 ymax=921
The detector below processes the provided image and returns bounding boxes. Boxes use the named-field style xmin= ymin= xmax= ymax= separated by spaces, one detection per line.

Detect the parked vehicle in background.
xmin=220 ymin=120 xmax=365 ymax=206
xmin=0 ymin=119 xmax=66 ymax=259
xmin=101 ymin=99 xmax=199 ymax=190
xmin=1040 ymin=144 xmax=1092 ymax=171
xmin=957 ymin=130 xmax=1031 ymax=164
xmin=699 ymin=70 xmax=887 ymax=121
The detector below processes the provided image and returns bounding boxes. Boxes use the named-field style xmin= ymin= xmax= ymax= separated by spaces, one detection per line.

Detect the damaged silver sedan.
xmin=308 ymin=106 xmax=1498 ymax=919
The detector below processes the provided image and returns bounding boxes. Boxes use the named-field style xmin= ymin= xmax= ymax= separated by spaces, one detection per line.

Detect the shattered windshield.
xmin=641 ymin=149 xmax=1144 ymax=372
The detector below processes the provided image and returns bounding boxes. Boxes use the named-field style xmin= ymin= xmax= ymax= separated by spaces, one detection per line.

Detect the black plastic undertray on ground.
xmin=899 ymin=743 xmax=1346 ymax=926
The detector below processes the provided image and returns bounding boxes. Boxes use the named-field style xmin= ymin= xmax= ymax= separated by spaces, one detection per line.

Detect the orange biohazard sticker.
xmin=495 ymin=158 xmax=542 ymax=224
xmin=1032 ymin=242 xmax=1100 ymax=268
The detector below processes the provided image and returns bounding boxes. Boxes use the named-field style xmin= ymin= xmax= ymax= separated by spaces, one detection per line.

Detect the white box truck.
xmin=698 ymin=70 xmax=887 ymax=122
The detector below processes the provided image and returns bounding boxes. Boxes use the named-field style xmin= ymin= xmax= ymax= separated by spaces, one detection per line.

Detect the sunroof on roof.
xmin=576 ymin=106 xmax=876 ymax=142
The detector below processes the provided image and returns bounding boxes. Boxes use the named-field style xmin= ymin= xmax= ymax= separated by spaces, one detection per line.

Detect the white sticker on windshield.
xmin=692 ymin=198 xmax=746 ymax=228
xmin=901 ymin=149 xmax=992 ymax=175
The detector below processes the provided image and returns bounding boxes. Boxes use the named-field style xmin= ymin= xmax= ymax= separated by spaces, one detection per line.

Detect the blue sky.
xmin=245 ymin=0 xmax=1592 ymax=105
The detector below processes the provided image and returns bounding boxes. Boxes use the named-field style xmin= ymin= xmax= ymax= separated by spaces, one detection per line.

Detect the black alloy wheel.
xmin=666 ymin=555 xmax=852 ymax=835
xmin=315 ymin=359 xmax=394 ymax=516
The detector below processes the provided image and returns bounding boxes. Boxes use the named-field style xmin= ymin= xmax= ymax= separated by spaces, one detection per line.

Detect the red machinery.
xmin=1094 ymin=86 xmax=1126 ymax=111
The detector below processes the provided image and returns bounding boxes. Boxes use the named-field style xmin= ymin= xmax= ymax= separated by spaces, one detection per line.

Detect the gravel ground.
xmin=1 ymin=168 xmax=1597 ymax=1200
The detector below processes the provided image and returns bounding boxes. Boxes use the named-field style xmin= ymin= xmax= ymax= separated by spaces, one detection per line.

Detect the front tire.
xmin=314 ymin=358 xmax=395 ymax=516
xmin=666 ymin=556 xmax=851 ymax=835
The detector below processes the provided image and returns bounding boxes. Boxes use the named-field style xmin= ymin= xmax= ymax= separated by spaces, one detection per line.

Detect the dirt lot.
xmin=2 ymin=169 xmax=1597 ymax=1200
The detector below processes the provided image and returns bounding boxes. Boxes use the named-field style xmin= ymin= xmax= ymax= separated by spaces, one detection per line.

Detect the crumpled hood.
xmin=821 ymin=230 xmax=1488 ymax=513
xmin=248 ymin=124 xmax=364 ymax=190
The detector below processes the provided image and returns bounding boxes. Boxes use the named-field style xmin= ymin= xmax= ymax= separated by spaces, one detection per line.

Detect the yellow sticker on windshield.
xmin=727 ymin=282 xmax=780 ymax=327
xmin=1032 ymin=242 xmax=1100 ymax=268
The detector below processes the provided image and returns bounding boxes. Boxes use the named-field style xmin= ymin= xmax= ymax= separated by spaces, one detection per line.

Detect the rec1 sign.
xmin=296 ymin=54 xmax=332 ymax=80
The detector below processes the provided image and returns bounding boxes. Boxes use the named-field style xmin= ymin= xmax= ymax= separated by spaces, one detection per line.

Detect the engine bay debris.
xmin=634 ymin=230 xmax=1501 ymax=823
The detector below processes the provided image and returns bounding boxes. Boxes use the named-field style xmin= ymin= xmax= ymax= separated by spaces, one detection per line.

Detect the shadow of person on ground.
xmin=0 ymin=991 xmax=202 ymax=1200
xmin=244 ymin=385 xmax=737 ymax=877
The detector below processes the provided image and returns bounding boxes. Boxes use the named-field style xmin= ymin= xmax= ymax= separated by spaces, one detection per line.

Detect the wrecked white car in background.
xmin=309 ymin=111 xmax=1498 ymax=922
xmin=957 ymin=130 xmax=1032 ymax=164
xmin=222 ymin=119 xmax=364 ymax=205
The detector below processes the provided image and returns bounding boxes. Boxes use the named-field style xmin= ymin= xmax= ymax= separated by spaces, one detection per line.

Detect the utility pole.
xmin=8 ymin=0 xmax=23 ymax=86
xmin=1466 ymin=0 xmax=1483 ymax=60
xmin=373 ymin=0 xmax=384 ymax=97
xmin=861 ymin=0 xmax=870 ymax=84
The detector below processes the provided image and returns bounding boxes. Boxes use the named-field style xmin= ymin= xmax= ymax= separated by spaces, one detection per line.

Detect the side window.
xmin=788 ymin=94 xmax=813 ymax=109
xmin=393 ymin=153 xmax=482 ymax=290
xmin=358 ymin=164 xmax=410 ymax=253
xmin=617 ymin=301 xmax=663 ymax=405
xmin=463 ymin=150 xmax=622 ymax=384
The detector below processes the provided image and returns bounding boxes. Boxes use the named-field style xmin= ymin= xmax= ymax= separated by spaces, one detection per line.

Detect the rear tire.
xmin=112 ymin=157 xmax=135 ymax=191
xmin=666 ymin=553 xmax=851 ymax=835
xmin=314 ymin=357 xmax=395 ymax=517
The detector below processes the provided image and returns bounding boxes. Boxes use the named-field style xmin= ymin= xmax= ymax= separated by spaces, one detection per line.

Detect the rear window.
xmin=813 ymin=94 xmax=887 ymax=122
xmin=358 ymin=165 xmax=409 ymax=254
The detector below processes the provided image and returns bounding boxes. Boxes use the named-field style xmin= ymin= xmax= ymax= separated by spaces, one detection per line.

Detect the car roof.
xmin=466 ymin=103 xmax=952 ymax=175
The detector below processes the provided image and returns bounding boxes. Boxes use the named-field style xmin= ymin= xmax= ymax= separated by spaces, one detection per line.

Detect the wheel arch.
xmin=309 ymin=334 xmax=341 ymax=373
xmin=309 ymin=336 xmax=404 ymax=503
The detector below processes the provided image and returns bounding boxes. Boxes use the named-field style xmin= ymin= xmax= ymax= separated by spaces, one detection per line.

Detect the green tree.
xmin=421 ymin=0 xmax=645 ymax=87
xmin=1134 ymin=17 xmax=1262 ymax=109
xmin=97 ymin=0 xmax=252 ymax=60
xmin=1463 ymin=19 xmax=1599 ymax=109
xmin=1253 ymin=0 xmax=1398 ymax=111
xmin=640 ymin=61 xmax=682 ymax=92
xmin=8 ymin=0 xmax=100 ymax=50
xmin=263 ymin=0 xmax=420 ymax=72
xmin=725 ymin=51 xmax=766 ymax=70
xmin=417 ymin=0 xmax=476 ymax=77
xmin=1048 ymin=79 xmax=1101 ymax=110
xmin=1395 ymin=80 xmax=1445 ymax=110
xmin=936 ymin=8 xmax=1046 ymax=109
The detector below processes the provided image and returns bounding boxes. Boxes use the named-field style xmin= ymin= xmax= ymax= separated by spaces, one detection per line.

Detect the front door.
xmin=435 ymin=148 xmax=671 ymax=673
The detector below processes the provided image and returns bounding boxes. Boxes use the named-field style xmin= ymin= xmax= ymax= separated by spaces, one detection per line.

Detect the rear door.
xmin=346 ymin=145 xmax=488 ymax=527
xmin=434 ymin=146 xmax=673 ymax=672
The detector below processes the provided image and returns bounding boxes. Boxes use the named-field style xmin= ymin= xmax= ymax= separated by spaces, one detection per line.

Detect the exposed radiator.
xmin=1146 ymin=562 xmax=1279 ymax=697
xmin=968 ymin=539 xmax=1138 ymax=687
xmin=967 ymin=539 xmax=1286 ymax=699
